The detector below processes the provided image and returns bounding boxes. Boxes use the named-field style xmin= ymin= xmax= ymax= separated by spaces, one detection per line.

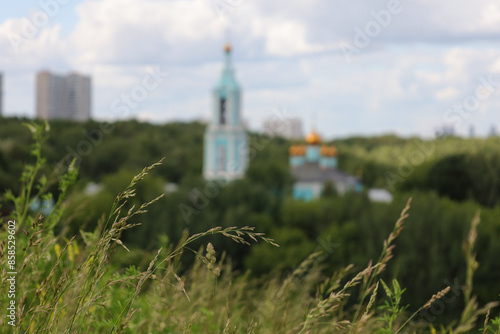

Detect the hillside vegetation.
xmin=0 ymin=118 xmax=500 ymax=332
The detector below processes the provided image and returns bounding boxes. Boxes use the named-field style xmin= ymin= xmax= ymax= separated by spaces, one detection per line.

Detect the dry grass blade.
xmin=350 ymin=198 xmax=412 ymax=328
xmin=423 ymin=286 xmax=451 ymax=309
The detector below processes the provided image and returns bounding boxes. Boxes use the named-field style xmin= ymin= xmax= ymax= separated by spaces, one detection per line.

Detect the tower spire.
xmin=224 ymin=26 xmax=231 ymax=51
xmin=223 ymin=28 xmax=232 ymax=73
xmin=306 ymin=111 xmax=321 ymax=145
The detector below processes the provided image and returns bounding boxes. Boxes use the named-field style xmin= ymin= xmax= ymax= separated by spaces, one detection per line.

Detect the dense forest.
xmin=1 ymin=117 xmax=500 ymax=330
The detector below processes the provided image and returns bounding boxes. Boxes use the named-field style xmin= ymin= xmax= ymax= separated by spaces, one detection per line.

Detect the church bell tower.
xmin=203 ymin=44 xmax=248 ymax=181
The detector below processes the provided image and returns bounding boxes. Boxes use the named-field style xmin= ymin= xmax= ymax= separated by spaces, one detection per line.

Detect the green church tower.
xmin=203 ymin=44 xmax=248 ymax=181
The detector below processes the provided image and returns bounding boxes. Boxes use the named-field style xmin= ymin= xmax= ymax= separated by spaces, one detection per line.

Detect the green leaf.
xmin=380 ymin=279 xmax=392 ymax=298
xmin=23 ymin=122 xmax=37 ymax=134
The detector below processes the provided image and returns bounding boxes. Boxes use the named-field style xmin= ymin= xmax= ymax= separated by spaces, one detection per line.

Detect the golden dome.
xmin=289 ymin=145 xmax=306 ymax=156
xmin=320 ymin=146 xmax=338 ymax=157
xmin=306 ymin=131 xmax=321 ymax=145
xmin=224 ymin=43 xmax=231 ymax=53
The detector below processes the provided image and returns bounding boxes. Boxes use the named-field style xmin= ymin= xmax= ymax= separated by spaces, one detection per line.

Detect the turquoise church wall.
xmin=319 ymin=157 xmax=337 ymax=169
xmin=305 ymin=145 xmax=320 ymax=162
xmin=293 ymin=186 xmax=314 ymax=201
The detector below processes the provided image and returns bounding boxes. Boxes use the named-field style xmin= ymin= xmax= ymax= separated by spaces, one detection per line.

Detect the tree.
xmin=426 ymin=154 xmax=472 ymax=202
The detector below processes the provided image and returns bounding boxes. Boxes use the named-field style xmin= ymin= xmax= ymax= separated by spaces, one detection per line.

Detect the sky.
xmin=1 ymin=0 xmax=500 ymax=139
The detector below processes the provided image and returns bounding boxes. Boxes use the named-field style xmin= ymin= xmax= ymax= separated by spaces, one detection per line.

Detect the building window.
xmin=220 ymin=98 xmax=226 ymax=124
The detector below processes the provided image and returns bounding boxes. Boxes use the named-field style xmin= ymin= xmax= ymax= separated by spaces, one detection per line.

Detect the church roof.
xmin=305 ymin=131 xmax=321 ymax=145
xmin=292 ymin=163 xmax=358 ymax=185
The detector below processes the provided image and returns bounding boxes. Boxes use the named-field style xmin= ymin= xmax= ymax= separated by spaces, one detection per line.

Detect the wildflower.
xmin=54 ymin=243 xmax=61 ymax=258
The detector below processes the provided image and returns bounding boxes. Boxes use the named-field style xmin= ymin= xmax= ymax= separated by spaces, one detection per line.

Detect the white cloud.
xmin=264 ymin=20 xmax=327 ymax=57
xmin=1 ymin=0 xmax=500 ymax=137
xmin=480 ymin=3 xmax=500 ymax=29
xmin=435 ymin=87 xmax=460 ymax=101
xmin=69 ymin=0 xmax=229 ymax=66
xmin=489 ymin=59 xmax=500 ymax=73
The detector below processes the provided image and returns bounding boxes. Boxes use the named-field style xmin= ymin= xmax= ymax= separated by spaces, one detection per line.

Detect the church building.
xmin=203 ymin=44 xmax=248 ymax=181
xmin=290 ymin=130 xmax=361 ymax=200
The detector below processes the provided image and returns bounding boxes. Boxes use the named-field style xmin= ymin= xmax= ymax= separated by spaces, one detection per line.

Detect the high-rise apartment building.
xmin=36 ymin=71 xmax=91 ymax=121
xmin=263 ymin=116 xmax=304 ymax=140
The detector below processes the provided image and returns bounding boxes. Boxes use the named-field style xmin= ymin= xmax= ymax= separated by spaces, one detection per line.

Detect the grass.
xmin=0 ymin=122 xmax=499 ymax=333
